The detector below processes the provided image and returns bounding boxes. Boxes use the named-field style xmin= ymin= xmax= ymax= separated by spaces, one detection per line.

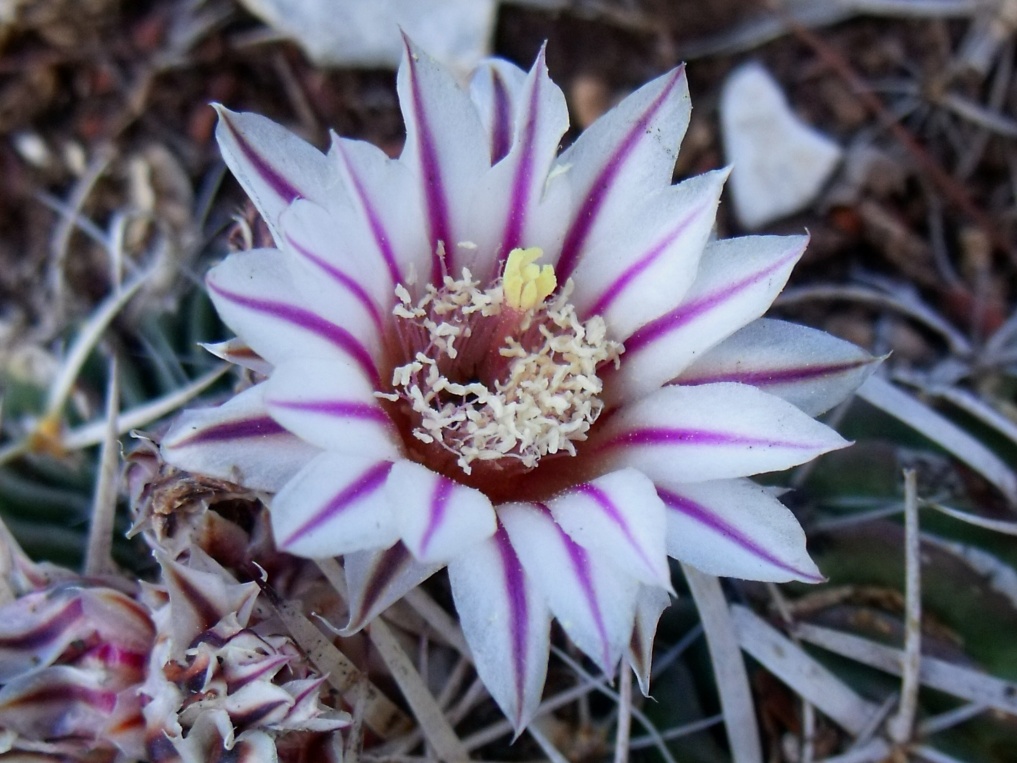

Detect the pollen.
xmin=503 ymin=247 xmax=556 ymax=311
xmin=384 ymin=254 xmax=622 ymax=480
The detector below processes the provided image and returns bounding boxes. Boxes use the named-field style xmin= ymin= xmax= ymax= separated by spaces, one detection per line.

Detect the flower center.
xmin=382 ymin=248 xmax=622 ymax=486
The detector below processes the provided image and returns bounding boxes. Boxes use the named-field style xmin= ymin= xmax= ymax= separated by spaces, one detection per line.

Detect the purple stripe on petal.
xmin=172 ymin=416 xmax=288 ymax=448
xmin=624 ymin=245 xmax=801 ymax=356
xmin=658 ymin=487 xmax=824 ymax=583
xmin=573 ymin=483 xmax=659 ymax=577
xmin=679 ymin=358 xmax=873 ymax=388
xmin=419 ymin=477 xmax=452 ymax=557
xmin=490 ymin=69 xmax=513 ymax=164
xmin=594 ymin=426 xmax=816 ymax=454
xmin=220 ymin=113 xmax=302 ymax=206
xmin=333 ymin=142 xmax=402 ymax=286
xmin=540 ymin=502 xmax=611 ymax=670
xmin=208 ymin=281 xmax=379 ymax=384
xmin=494 ymin=526 xmax=529 ymax=723
xmin=499 ymin=51 xmax=544 ymax=257
xmin=584 ymin=203 xmax=706 ymax=319
xmin=555 ymin=67 xmax=685 ymax=282
xmin=349 ymin=543 xmax=412 ymax=632
xmin=279 ymin=461 xmax=393 ymax=549
xmin=405 ymin=43 xmax=454 ymax=284
xmin=270 ymin=399 xmax=393 ymax=427
xmin=285 ymin=233 xmax=385 ymax=333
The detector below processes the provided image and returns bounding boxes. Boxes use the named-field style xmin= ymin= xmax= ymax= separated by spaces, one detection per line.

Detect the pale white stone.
xmin=238 ymin=0 xmax=497 ymax=73
xmin=721 ymin=62 xmax=843 ymax=229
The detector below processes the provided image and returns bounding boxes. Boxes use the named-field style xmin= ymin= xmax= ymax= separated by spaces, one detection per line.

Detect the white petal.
xmin=448 ymin=528 xmax=550 ymax=733
xmin=261 ymin=358 xmax=400 ymax=458
xmin=161 ymin=384 xmax=320 ymax=493
xmin=464 ymin=46 xmax=571 ymax=281
xmin=386 ymin=460 xmax=496 ymax=563
xmin=628 ymin=585 xmax=672 ymax=696
xmin=677 ymin=318 xmax=879 ymax=415
xmin=608 ymin=234 xmax=807 ymax=402
xmin=205 ymin=249 xmax=380 ymax=383
xmin=656 ymin=478 xmax=824 ymax=583
xmin=469 ymin=58 xmax=528 ymax=163
xmin=397 ymin=36 xmax=489 ymax=284
xmin=499 ymin=502 xmax=639 ymax=674
xmin=343 ymin=543 xmax=442 ymax=634
xmin=548 ymin=469 xmax=671 ymax=588
xmin=214 ymin=106 xmax=339 ymax=242
xmin=594 ymin=382 xmax=849 ymax=482
xmin=280 ymin=199 xmax=393 ymax=334
xmin=270 ymin=453 xmax=397 ymax=558
xmin=329 ymin=134 xmax=433 ymax=289
xmin=553 ymin=66 xmax=691 ymax=283
xmin=570 ymin=169 xmax=726 ymax=339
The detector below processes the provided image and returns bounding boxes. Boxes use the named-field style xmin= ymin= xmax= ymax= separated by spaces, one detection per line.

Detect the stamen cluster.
xmin=385 ymin=262 xmax=621 ymax=475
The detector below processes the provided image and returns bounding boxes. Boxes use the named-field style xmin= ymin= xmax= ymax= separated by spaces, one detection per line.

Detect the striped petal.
xmin=469 ymin=58 xmax=528 ymax=163
xmin=553 ymin=66 xmax=691 ymax=283
xmin=397 ymin=36 xmax=489 ymax=283
xmin=656 ymin=478 xmax=824 ymax=583
xmin=214 ymin=105 xmax=338 ymax=242
xmin=500 ymin=502 xmax=639 ymax=674
xmin=465 ymin=46 xmax=571 ymax=280
xmin=677 ymin=318 xmax=880 ymax=415
xmin=608 ymin=234 xmax=808 ymax=402
xmin=206 ymin=249 xmax=380 ymax=384
xmin=571 ymin=169 xmax=726 ymax=339
xmin=628 ymin=585 xmax=672 ymax=696
xmin=161 ymin=384 xmax=321 ymax=493
xmin=548 ymin=469 xmax=671 ymax=588
xmin=343 ymin=543 xmax=442 ymax=634
xmin=262 ymin=358 xmax=400 ymax=458
xmin=448 ymin=527 xmax=550 ymax=733
xmin=271 ymin=453 xmax=397 ymax=558
xmin=329 ymin=134 xmax=433 ymax=289
xmin=280 ymin=199 xmax=393 ymax=335
xmin=593 ymin=382 xmax=848 ymax=483
xmin=386 ymin=460 xmax=496 ymax=563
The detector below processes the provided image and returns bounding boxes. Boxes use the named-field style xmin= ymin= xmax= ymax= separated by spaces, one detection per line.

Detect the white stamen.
xmin=384 ymin=266 xmax=622 ymax=474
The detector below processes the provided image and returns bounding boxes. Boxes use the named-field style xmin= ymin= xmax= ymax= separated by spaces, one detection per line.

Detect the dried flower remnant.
xmin=0 ymin=524 xmax=153 ymax=762
xmin=0 ymin=493 xmax=347 ymax=763
xmin=140 ymin=551 xmax=348 ymax=762
xmin=163 ymin=38 xmax=878 ymax=730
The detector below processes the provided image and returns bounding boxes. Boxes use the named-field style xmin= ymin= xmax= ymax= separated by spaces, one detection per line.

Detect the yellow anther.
xmin=503 ymin=247 xmax=556 ymax=310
